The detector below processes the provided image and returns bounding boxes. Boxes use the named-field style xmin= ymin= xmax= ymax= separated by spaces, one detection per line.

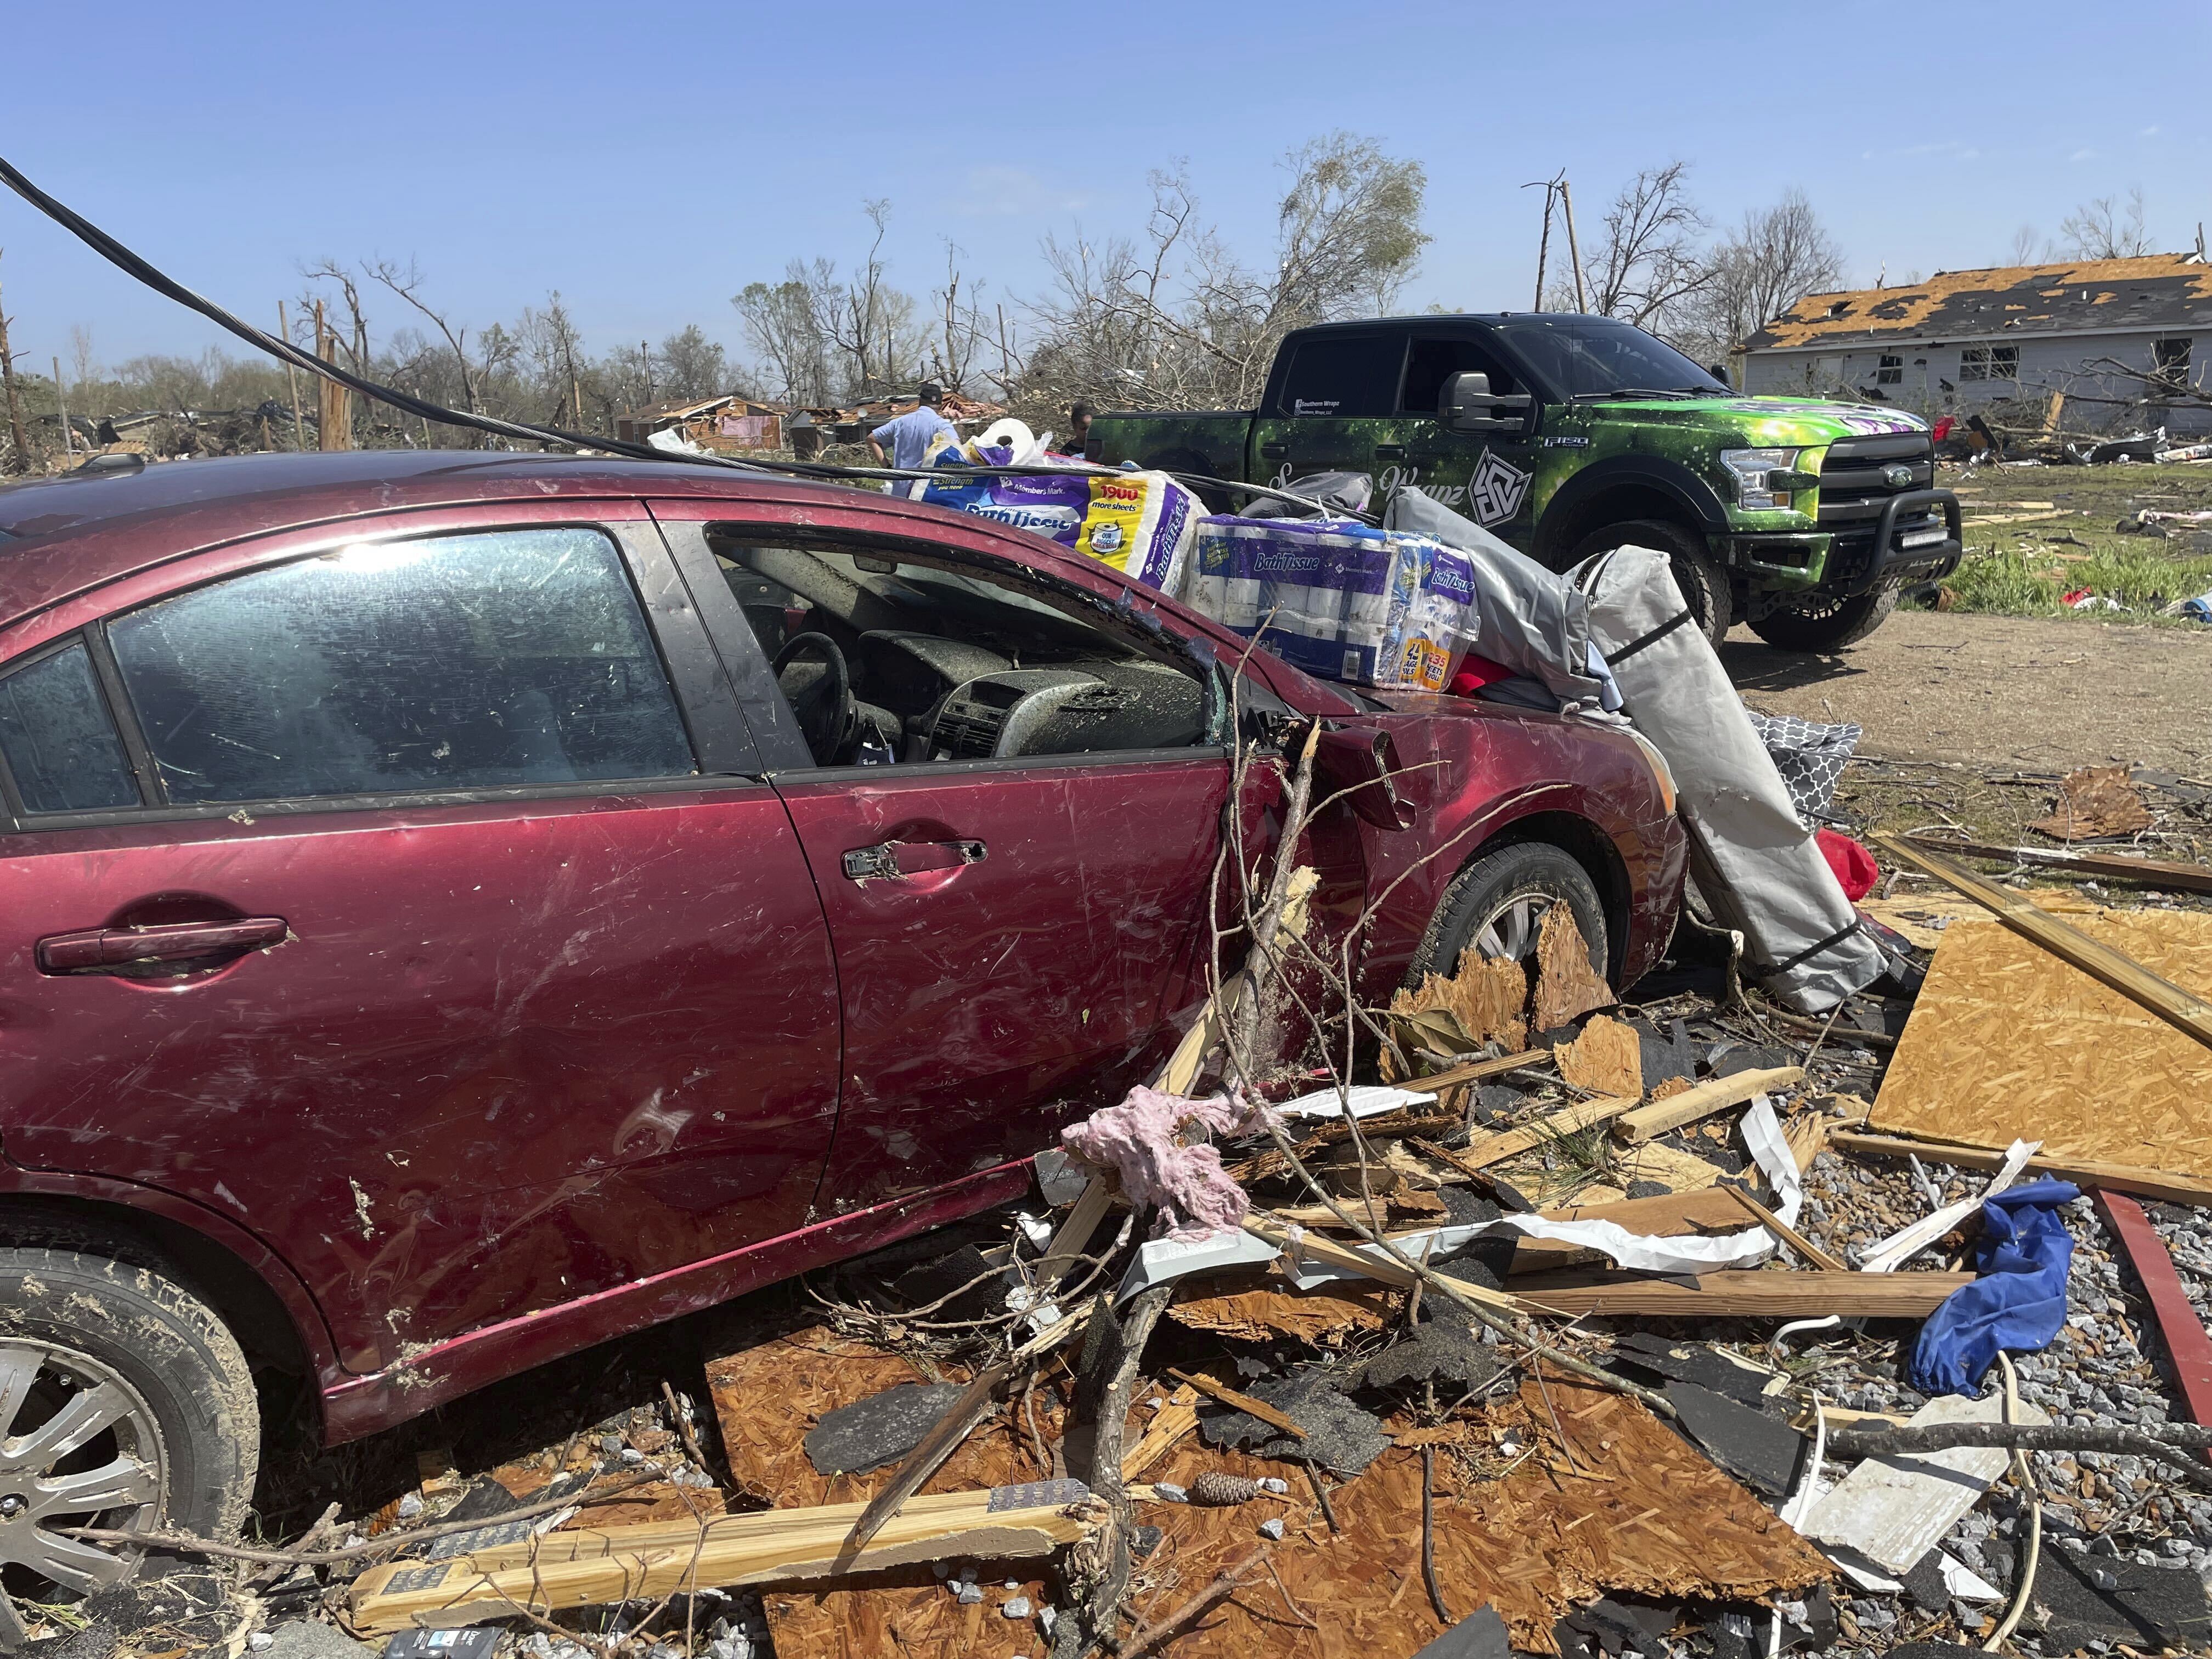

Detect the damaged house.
xmin=1736 ymin=248 xmax=2212 ymax=436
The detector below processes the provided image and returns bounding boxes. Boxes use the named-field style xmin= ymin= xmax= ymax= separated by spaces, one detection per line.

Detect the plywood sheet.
xmin=712 ymin=1327 xmax=1064 ymax=1659
xmin=1533 ymin=907 xmax=1612 ymax=1030
xmin=1110 ymin=1378 xmax=1826 ymax=1658
xmin=1167 ymin=1276 xmax=1397 ymax=1346
xmin=1872 ymin=907 xmax=2212 ymax=1179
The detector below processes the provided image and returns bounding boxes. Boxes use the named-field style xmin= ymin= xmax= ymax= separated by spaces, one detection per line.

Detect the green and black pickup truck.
xmin=1086 ymin=314 xmax=1962 ymax=651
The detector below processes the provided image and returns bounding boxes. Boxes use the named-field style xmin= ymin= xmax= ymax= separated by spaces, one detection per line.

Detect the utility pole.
xmin=314 ymin=300 xmax=354 ymax=452
xmin=278 ymin=302 xmax=307 ymax=451
xmin=1526 ymin=179 xmax=1555 ymax=309
xmin=641 ymin=341 xmax=654 ymax=404
xmin=1558 ymin=178 xmax=1590 ymax=313
xmin=52 ymin=356 xmax=73 ymax=456
xmin=0 ymin=251 xmax=31 ymax=473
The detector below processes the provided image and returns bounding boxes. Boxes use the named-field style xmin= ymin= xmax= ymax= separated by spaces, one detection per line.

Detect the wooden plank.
xmin=1832 ymin=1131 xmax=2212 ymax=1209
xmin=1502 ymin=1269 xmax=1971 ymax=1319
xmin=1899 ymin=834 xmax=2212 ymax=898
xmin=2095 ymin=1191 xmax=2212 ymax=1463
xmin=1240 ymin=1213 xmax=1523 ymax=1312
xmin=1719 ymin=1183 xmax=1849 ymax=1272
xmin=1869 ymin=832 xmax=2212 ymax=1052
xmin=346 ymin=1485 xmax=1095 ymax=1633
xmin=1410 ymin=1046 xmax=1556 ymax=1104
xmin=1457 ymin=1091 xmax=1642 ymax=1169
xmin=1801 ymin=1393 xmax=2047 ymax=1576
xmin=1611 ymin=1067 xmax=1804 ymax=1144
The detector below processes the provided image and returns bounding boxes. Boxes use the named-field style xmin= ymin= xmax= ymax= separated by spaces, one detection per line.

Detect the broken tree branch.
xmin=1825 ymin=1423 xmax=2212 ymax=1494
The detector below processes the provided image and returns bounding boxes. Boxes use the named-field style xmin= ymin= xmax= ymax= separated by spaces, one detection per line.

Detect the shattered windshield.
xmin=1496 ymin=319 xmax=1729 ymax=400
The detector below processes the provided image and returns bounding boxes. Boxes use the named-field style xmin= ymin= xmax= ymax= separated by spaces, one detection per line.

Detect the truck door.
xmin=1391 ymin=331 xmax=1549 ymax=547
xmin=1246 ymin=330 xmax=1408 ymax=501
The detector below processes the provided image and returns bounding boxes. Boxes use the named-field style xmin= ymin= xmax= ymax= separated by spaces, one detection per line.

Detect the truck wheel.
xmin=0 ymin=1244 xmax=258 ymax=1645
xmin=1409 ymin=842 xmax=1610 ymax=996
xmin=1569 ymin=520 xmax=1733 ymax=645
xmin=1746 ymin=587 xmax=1898 ymax=652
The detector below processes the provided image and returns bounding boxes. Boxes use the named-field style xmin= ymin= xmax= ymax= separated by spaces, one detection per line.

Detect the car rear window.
xmin=107 ymin=526 xmax=698 ymax=804
xmin=1273 ymin=334 xmax=1404 ymax=418
xmin=0 ymin=640 xmax=140 ymax=814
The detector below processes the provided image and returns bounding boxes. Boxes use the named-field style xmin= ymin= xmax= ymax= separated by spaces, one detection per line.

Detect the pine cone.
xmin=1187 ymin=1471 xmax=1261 ymax=1506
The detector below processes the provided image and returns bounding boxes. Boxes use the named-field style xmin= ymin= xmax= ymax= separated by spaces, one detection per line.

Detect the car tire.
xmin=1746 ymin=586 xmax=1899 ymax=652
xmin=1409 ymin=841 xmax=1610 ymax=996
xmin=1569 ymin=518 xmax=1733 ymax=646
xmin=0 ymin=1243 xmax=258 ymax=1643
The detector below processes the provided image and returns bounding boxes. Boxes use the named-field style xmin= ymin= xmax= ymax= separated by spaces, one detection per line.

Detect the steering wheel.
xmin=772 ymin=631 xmax=857 ymax=763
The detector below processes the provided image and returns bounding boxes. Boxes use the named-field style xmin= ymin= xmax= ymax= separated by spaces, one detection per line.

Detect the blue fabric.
xmin=1910 ymin=1177 xmax=2080 ymax=1396
xmin=871 ymin=407 xmax=955 ymax=469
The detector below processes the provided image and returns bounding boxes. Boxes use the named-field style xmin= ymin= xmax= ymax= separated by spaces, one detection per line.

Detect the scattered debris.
xmin=2028 ymin=763 xmax=2154 ymax=840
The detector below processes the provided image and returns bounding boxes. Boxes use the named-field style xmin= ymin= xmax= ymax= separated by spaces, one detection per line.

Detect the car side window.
xmin=106 ymin=526 xmax=697 ymax=805
xmin=709 ymin=536 xmax=1218 ymax=769
xmin=0 ymin=640 xmax=140 ymax=814
xmin=1273 ymin=335 xmax=1405 ymax=418
xmin=1402 ymin=337 xmax=1524 ymax=414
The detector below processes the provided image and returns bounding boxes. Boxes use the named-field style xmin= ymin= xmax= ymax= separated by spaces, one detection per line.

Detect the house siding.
xmin=1741 ymin=329 xmax=2206 ymax=435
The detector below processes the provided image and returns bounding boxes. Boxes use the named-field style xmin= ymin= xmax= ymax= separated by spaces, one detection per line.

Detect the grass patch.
xmin=1934 ymin=539 xmax=2212 ymax=621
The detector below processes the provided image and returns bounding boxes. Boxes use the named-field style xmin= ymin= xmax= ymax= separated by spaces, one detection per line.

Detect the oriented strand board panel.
xmin=1103 ymin=1378 xmax=1825 ymax=1658
xmin=1874 ymin=907 xmax=2212 ymax=1179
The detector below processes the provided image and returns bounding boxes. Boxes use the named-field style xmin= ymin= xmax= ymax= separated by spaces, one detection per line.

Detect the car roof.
xmin=0 ymin=450 xmax=924 ymax=632
xmin=1284 ymin=314 xmax=1620 ymax=335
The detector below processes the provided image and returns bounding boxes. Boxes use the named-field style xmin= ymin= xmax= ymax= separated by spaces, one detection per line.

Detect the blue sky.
xmin=2 ymin=0 xmax=2206 ymax=377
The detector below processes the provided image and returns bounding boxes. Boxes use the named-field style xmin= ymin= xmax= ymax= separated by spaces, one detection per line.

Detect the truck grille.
xmin=1817 ymin=433 xmax=1939 ymax=585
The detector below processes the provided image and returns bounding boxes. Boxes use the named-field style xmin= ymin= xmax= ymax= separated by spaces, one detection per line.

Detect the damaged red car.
xmin=0 ymin=451 xmax=1683 ymax=1626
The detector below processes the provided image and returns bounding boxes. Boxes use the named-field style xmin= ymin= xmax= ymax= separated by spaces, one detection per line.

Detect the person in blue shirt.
xmin=867 ymin=383 xmax=956 ymax=470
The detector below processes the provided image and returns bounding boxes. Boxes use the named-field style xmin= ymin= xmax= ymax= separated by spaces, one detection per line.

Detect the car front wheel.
xmin=1746 ymin=586 xmax=1898 ymax=651
xmin=0 ymin=1244 xmax=258 ymax=1646
xmin=1567 ymin=518 xmax=1733 ymax=647
xmin=1409 ymin=841 xmax=1610 ymax=996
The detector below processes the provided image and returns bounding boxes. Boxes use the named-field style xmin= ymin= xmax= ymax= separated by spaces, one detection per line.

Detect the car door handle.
xmin=840 ymin=840 xmax=988 ymax=883
xmin=1259 ymin=442 xmax=1289 ymax=460
xmin=1374 ymin=443 xmax=1405 ymax=459
xmin=36 ymin=916 xmax=290 ymax=974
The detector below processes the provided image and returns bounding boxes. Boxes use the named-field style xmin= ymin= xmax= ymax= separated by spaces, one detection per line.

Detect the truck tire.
xmin=0 ymin=1244 xmax=258 ymax=1644
xmin=1408 ymin=842 xmax=1610 ymax=998
xmin=1568 ymin=519 xmax=1733 ymax=646
xmin=1746 ymin=586 xmax=1898 ymax=652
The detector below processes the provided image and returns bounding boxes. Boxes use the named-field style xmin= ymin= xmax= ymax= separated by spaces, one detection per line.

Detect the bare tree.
xmin=653 ymin=325 xmax=729 ymax=405
xmin=825 ymin=201 xmax=920 ymax=397
xmin=1020 ymin=134 xmax=1429 ymax=419
xmin=1677 ymin=189 xmax=1847 ymax=364
xmin=2059 ymin=188 xmax=2153 ymax=259
xmin=363 ymin=257 xmax=481 ymax=414
xmin=733 ymin=261 xmax=838 ymax=406
xmin=1566 ymin=162 xmax=1711 ymax=329
xmin=2005 ymin=224 xmax=2046 ymax=267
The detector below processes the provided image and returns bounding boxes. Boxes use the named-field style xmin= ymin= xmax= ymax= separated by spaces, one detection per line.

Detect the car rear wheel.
xmin=1568 ymin=518 xmax=1733 ymax=646
xmin=1409 ymin=842 xmax=1610 ymax=998
xmin=0 ymin=1245 xmax=257 ymax=1647
xmin=1746 ymin=585 xmax=1898 ymax=652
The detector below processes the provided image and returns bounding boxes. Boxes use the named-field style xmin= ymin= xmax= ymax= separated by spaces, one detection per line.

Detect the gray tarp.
xmin=1570 ymin=545 xmax=1884 ymax=1013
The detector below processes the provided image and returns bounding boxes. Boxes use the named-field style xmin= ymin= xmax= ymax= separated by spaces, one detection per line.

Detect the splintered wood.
xmin=1096 ymin=1379 xmax=1826 ymax=1658
xmin=1166 ymin=1276 xmax=1396 ymax=1345
xmin=1872 ymin=906 xmax=2212 ymax=1180
xmin=1386 ymin=952 xmax=1529 ymax=1075
xmin=1533 ymin=906 xmax=1613 ymax=1030
xmin=2030 ymin=764 xmax=2152 ymax=840
xmin=1554 ymin=1013 xmax=1642 ymax=1098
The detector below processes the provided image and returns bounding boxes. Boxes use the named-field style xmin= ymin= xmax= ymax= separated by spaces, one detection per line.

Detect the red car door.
xmin=650 ymin=505 xmax=1245 ymax=1214
xmin=0 ymin=505 xmax=840 ymax=1372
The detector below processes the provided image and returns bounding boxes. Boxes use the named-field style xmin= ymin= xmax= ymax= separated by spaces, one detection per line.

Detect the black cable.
xmin=0 ymin=153 xmax=1374 ymax=522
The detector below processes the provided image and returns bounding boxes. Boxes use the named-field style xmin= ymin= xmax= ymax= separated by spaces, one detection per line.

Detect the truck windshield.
xmin=1495 ymin=319 xmax=1729 ymax=400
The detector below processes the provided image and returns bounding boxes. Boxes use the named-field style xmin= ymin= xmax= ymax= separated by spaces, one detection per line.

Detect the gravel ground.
xmin=1778 ymin=1155 xmax=2212 ymax=1657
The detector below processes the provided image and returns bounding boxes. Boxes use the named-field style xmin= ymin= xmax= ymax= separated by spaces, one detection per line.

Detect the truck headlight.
xmin=1720 ymin=447 xmax=1798 ymax=511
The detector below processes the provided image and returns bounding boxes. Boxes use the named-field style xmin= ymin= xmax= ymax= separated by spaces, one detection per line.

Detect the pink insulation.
xmin=1059 ymin=1086 xmax=1276 ymax=1243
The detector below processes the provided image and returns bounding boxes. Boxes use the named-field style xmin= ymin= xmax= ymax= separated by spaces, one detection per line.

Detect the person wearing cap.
xmin=868 ymin=384 xmax=957 ymax=471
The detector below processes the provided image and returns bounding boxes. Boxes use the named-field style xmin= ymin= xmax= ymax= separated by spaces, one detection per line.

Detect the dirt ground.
xmin=1722 ymin=608 xmax=2210 ymax=772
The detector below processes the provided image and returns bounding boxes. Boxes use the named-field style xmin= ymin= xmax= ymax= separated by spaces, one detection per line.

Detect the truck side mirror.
xmin=1442 ymin=369 xmax=1534 ymax=435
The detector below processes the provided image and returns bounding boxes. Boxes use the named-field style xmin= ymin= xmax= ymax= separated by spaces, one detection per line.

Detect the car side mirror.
xmin=1442 ymin=369 xmax=1534 ymax=435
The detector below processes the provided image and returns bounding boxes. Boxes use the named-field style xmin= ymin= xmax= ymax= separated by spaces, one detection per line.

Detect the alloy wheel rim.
xmin=0 ymin=1342 xmax=165 ymax=1648
xmin=1470 ymin=891 xmax=1556 ymax=964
